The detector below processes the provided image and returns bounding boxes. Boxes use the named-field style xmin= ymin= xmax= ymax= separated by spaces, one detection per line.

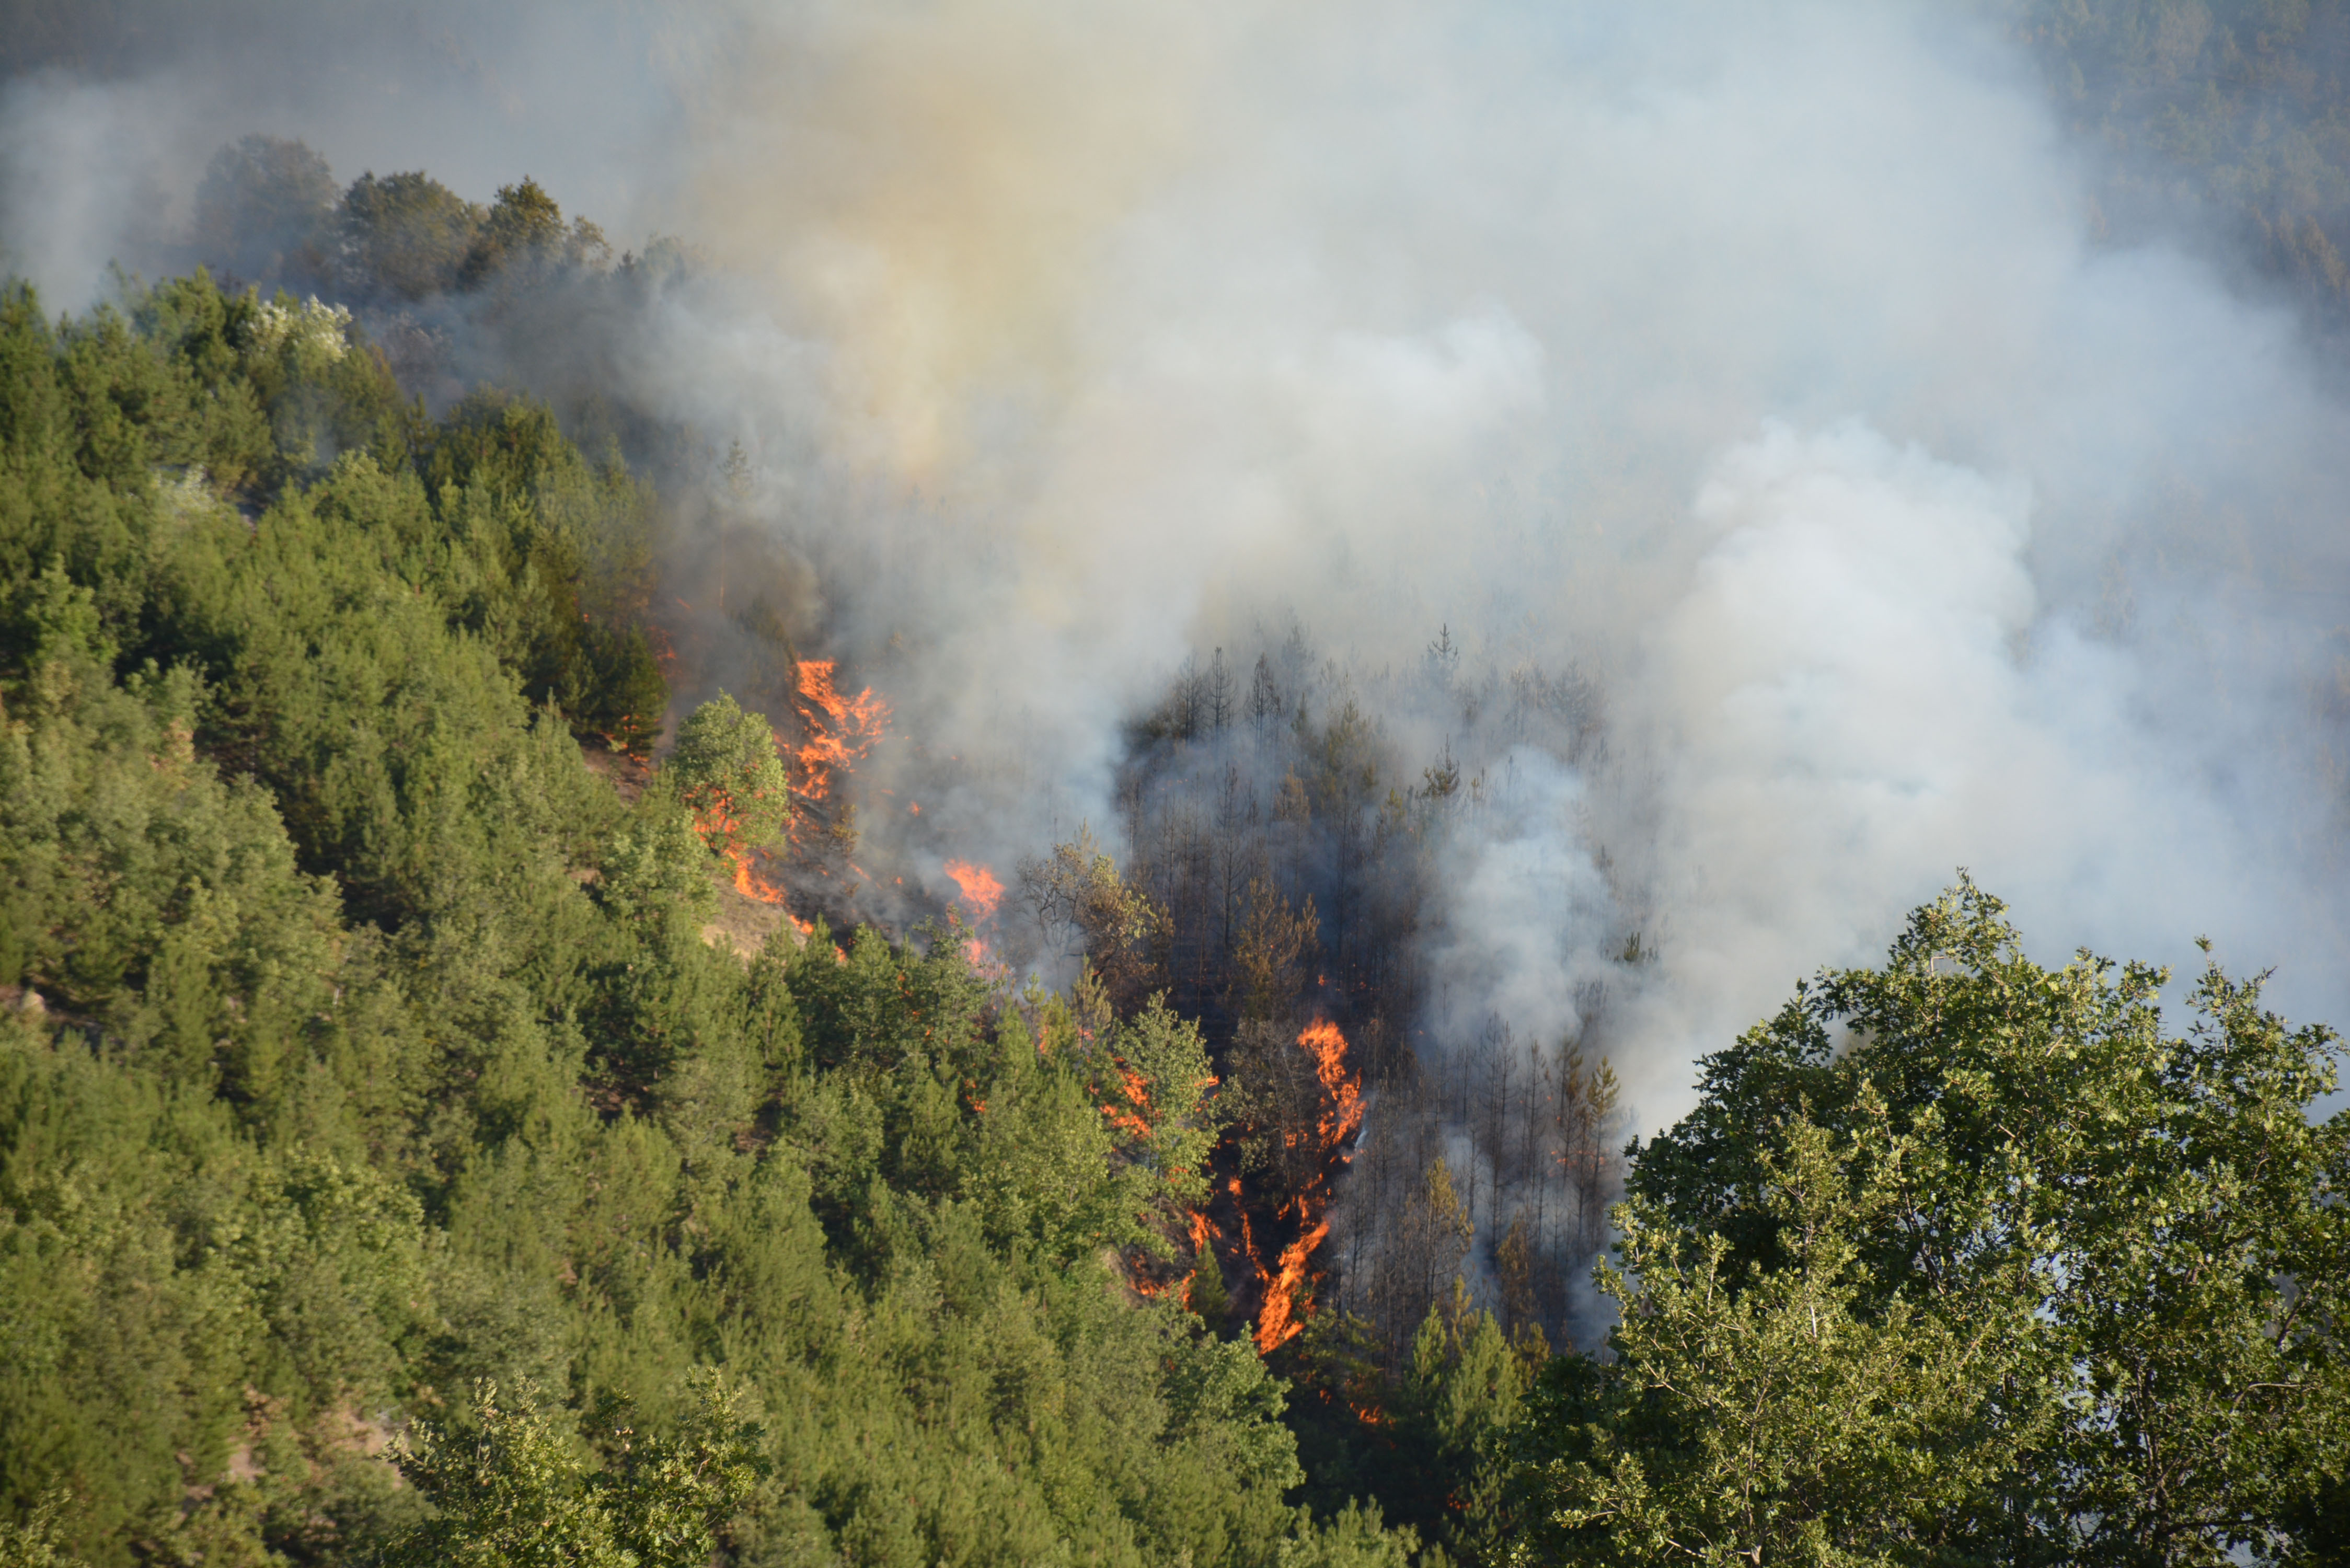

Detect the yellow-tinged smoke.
xmin=685 ymin=0 xmax=1251 ymax=487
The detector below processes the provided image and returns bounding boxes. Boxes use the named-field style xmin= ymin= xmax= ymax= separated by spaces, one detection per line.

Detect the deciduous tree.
xmin=1511 ymin=882 xmax=2350 ymax=1566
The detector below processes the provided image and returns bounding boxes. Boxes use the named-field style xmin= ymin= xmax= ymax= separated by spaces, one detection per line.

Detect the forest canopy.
xmin=0 ymin=269 xmax=1411 ymax=1567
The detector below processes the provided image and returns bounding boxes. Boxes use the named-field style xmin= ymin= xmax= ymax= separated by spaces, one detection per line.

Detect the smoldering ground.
xmin=11 ymin=0 xmax=2350 ymax=1149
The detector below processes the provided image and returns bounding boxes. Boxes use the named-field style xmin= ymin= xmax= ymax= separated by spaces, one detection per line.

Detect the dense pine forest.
xmin=0 ymin=263 xmax=1401 ymax=1565
xmin=5 ymin=2 xmax=2350 ymax=1565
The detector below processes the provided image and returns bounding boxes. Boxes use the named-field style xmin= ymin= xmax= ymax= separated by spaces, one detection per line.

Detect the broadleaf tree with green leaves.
xmin=1508 ymin=881 xmax=2350 ymax=1567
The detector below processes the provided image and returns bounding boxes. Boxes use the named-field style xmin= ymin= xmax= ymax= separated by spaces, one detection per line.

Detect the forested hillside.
xmin=2 ymin=263 xmax=2343 ymax=1567
xmin=5 ymin=4 xmax=2350 ymax=1563
xmin=2006 ymin=0 xmax=2350 ymax=338
xmin=0 ymin=272 xmax=1432 ymax=1566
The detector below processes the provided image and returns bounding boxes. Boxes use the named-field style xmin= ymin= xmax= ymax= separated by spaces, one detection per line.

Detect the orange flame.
xmin=1182 ymin=1208 xmax=1219 ymax=1312
xmin=793 ymin=660 xmax=890 ymax=803
xmin=1299 ymin=1019 xmax=1366 ymax=1149
xmin=730 ymin=849 xmax=784 ymax=903
xmin=1245 ymin=1020 xmax=1364 ymax=1353
xmin=943 ymin=859 xmax=1003 ymax=918
xmin=1254 ymin=1219 xmax=1330 ymax=1352
xmin=1100 ymin=1062 xmax=1153 ymax=1139
xmin=725 ymin=848 xmax=817 ymax=939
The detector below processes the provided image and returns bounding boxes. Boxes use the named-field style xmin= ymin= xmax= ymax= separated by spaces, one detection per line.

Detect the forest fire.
xmin=792 ymin=659 xmax=890 ymax=802
xmin=1254 ymin=1214 xmax=1329 ymax=1352
xmin=727 ymin=849 xmax=817 ymax=939
xmin=1247 ymin=1019 xmax=1364 ymax=1352
xmin=943 ymin=858 xmax=1004 ymax=918
xmin=658 ymin=654 xmax=896 ymax=951
xmin=1299 ymin=1019 xmax=1365 ymax=1150
xmin=1103 ymin=1064 xmax=1153 ymax=1139
xmin=939 ymin=859 xmax=1006 ymax=971
xmin=730 ymin=850 xmax=782 ymax=903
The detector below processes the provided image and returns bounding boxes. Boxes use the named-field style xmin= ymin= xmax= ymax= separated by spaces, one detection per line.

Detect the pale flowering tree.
xmin=240 ymin=295 xmax=351 ymax=372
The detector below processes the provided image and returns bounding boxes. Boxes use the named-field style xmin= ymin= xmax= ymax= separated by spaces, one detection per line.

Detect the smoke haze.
xmin=13 ymin=0 xmax=2349 ymax=1131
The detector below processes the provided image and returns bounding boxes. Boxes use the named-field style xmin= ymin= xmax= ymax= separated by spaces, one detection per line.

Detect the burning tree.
xmin=1205 ymin=1017 xmax=1372 ymax=1352
xmin=790 ymin=659 xmax=889 ymax=805
xmin=666 ymin=691 xmax=791 ymax=864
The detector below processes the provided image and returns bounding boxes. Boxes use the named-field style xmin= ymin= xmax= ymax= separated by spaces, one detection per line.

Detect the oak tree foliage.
xmin=1510 ymin=882 xmax=2350 ymax=1567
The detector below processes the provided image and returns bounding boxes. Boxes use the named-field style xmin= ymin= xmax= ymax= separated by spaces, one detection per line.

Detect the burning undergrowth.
xmin=1081 ymin=626 xmax=1637 ymax=1361
xmin=649 ymin=547 xmax=1637 ymax=1366
xmin=647 ymin=488 xmax=959 ymax=942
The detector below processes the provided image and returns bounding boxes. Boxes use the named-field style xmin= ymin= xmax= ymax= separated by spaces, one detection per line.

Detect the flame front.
xmin=1254 ymin=1213 xmax=1330 ymax=1353
xmin=1101 ymin=1063 xmax=1153 ymax=1139
xmin=793 ymin=659 xmax=890 ymax=803
xmin=727 ymin=849 xmax=817 ymax=940
xmin=1249 ymin=1019 xmax=1364 ymax=1353
xmin=943 ymin=858 xmax=1004 ymax=918
xmin=1181 ymin=1209 xmax=1216 ymax=1311
xmin=1298 ymin=1019 xmax=1364 ymax=1150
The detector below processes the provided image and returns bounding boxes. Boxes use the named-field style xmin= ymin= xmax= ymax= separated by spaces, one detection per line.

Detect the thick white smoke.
xmin=9 ymin=0 xmax=2348 ymax=1130
xmin=1615 ymin=420 xmax=2325 ymax=1110
xmin=662 ymin=0 xmax=2350 ymax=1126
